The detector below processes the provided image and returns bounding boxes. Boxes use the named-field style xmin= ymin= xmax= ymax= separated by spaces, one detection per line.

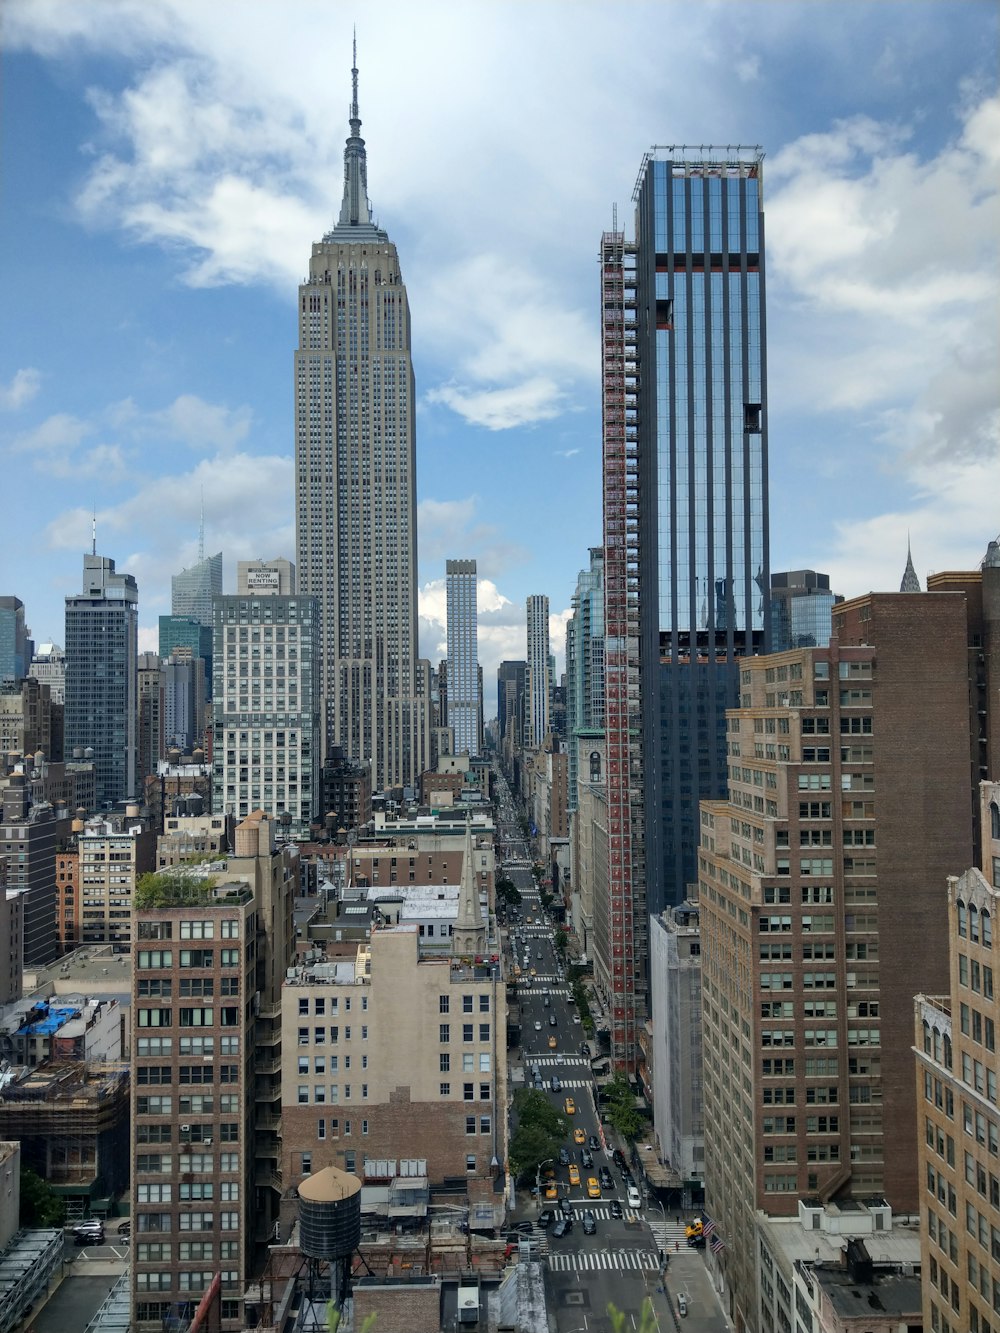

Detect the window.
xmin=439 ymin=1024 xmax=450 ymax=1043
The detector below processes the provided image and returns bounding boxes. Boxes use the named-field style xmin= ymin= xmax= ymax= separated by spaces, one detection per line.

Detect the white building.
xmin=526 ymin=595 xmax=550 ymax=747
xmin=649 ymin=905 xmax=703 ymax=1188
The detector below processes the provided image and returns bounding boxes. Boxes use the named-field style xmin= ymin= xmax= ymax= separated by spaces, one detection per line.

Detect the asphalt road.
xmin=497 ymin=814 xmax=731 ymax=1333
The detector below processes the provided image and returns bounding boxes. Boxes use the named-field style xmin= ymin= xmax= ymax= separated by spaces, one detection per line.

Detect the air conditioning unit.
xmin=180 ymin=1124 xmax=191 ymax=1133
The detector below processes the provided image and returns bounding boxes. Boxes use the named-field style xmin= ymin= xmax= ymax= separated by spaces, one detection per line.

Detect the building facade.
xmin=446 ymin=560 xmax=480 ymax=757
xmin=28 ymin=642 xmax=66 ymax=706
xmin=916 ymin=851 xmax=999 ymax=1333
xmin=565 ymin=548 xmax=605 ymax=813
xmin=212 ymin=577 xmax=320 ymax=838
xmin=769 ymin=569 xmax=842 ymax=653
xmin=634 ymin=147 xmax=771 ymax=916
xmin=171 ymin=551 xmax=222 ymax=627
xmin=699 ymin=603 xmax=973 ymax=1332
xmin=0 ymin=598 xmax=31 ymax=686
xmin=64 ymin=553 xmax=139 ymax=806
xmin=526 ymin=595 xmax=550 ymax=748
xmin=649 ymin=905 xmax=704 ymax=1192
xmin=294 ymin=51 xmax=430 ymax=791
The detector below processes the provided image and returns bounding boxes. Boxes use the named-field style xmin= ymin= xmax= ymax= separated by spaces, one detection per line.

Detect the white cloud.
xmin=736 ymin=54 xmax=760 ymax=83
xmin=0 ymin=368 xmax=41 ymax=410
xmin=426 ymin=378 xmax=566 ymax=431
xmin=12 ymin=412 xmax=93 ymax=454
xmin=142 ymin=394 xmax=253 ymax=452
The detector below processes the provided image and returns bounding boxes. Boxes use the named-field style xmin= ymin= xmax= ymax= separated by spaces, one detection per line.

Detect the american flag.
xmin=711 ymin=1233 xmax=725 ymax=1254
xmin=701 ymin=1218 xmax=717 ymax=1239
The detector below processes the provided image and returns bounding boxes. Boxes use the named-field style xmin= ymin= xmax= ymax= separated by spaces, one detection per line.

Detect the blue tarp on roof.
xmin=17 ymin=1005 xmax=79 ymax=1036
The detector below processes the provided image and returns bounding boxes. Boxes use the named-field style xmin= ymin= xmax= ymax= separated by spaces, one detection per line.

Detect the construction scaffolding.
xmin=0 ymin=1061 xmax=129 ymax=1205
xmin=600 ymin=227 xmax=646 ymax=1069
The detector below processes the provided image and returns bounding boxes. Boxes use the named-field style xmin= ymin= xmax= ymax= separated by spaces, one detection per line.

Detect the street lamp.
xmin=534 ymin=1158 xmax=554 ymax=1208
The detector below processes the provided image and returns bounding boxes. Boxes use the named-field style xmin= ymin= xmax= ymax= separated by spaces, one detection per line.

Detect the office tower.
xmin=916 ymin=785 xmax=999 ymax=1333
xmin=899 ymin=539 xmax=921 ymax=592
xmin=212 ymin=561 xmax=320 ymax=838
xmin=496 ymin=661 xmax=526 ymax=746
xmin=171 ymin=551 xmax=222 ymax=628
xmin=137 ymin=652 xmax=164 ymax=785
xmin=0 ymin=677 xmax=53 ymax=761
xmin=565 ymin=549 xmax=605 ymax=812
xmin=526 ymin=595 xmax=550 ymax=747
xmin=699 ymin=594 xmax=975 ymax=1331
xmin=294 ymin=46 xmax=429 ymax=791
xmin=28 ymin=642 xmax=66 ymax=706
xmin=446 ymin=560 xmax=479 ymax=757
xmin=770 ymin=569 xmax=842 ymax=652
xmin=162 ymin=652 xmax=207 ymax=754
xmin=1 ymin=774 xmax=58 ymax=966
xmin=65 ymin=551 xmax=139 ymax=806
xmin=649 ymin=905 xmax=703 ymax=1195
xmin=130 ymin=812 xmax=296 ymax=1332
xmin=634 ymin=147 xmax=770 ymax=920
xmin=0 ymin=598 xmax=31 ymax=685
xmin=159 ymin=616 xmax=214 ymax=698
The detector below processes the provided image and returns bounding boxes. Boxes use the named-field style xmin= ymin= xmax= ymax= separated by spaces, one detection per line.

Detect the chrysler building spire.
xmin=334 ymin=34 xmax=378 ymax=234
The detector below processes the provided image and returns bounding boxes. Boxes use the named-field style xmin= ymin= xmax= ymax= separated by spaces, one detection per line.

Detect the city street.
xmin=496 ymin=782 xmax=730 ymax=1331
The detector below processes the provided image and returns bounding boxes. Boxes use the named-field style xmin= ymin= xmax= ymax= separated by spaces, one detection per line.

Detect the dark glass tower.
xmin=634 ymin=148 xmax=770 ymax=912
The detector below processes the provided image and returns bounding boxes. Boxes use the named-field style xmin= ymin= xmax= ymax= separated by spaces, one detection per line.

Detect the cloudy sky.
xmin=2 ymin=0 xmax=998 ymax=705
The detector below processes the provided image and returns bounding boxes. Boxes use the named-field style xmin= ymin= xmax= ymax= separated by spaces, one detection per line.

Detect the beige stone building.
xmin=76 ymin=811 xmax=156 ymax=948
xmin=915 ymin=782 xmax=1000 ymax=1333
xmin=280 ymin=925 xmax=506 ymax=1217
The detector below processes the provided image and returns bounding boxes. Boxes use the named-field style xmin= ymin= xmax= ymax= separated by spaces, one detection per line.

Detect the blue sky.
xmin=2 ymin=0 xmax=998 ymax=697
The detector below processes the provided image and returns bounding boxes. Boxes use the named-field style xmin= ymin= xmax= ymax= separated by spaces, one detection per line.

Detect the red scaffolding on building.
xmin=600 ymin=229 xmax=645 ymax=1069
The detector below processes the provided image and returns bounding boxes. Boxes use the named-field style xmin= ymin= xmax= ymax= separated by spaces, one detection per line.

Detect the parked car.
xmin=579 ymin=1041 xmax=591 ymax=1057
xmin=626 ymin=1185 xmax=642 ymax=1210
xmin=677 ymin=1293 xmax=688 ymax=1316
xmin=599 ymin=1166 xmax=614 ymax=1190
xmin=612 ymin=1147 xmax=626 ymax=1169
xmin=581 ymin=1210 xmax=597 ymax=1236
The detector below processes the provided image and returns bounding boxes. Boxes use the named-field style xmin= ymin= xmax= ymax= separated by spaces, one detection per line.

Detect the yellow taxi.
xmin=548 ymin=1035 xmax=557 ymax=1049
xmin=529 ymin=968 xmax=537 ymax=977
xmin=568 ymin=1164 xmax=581 ymax=1187
xmin=544 ymin=1181 xmax=558 ymax=1200
xmin=573 ymin=1127 xmax=586 ymax=1145
xmin=564 ymin=1097 xmax=575 ymax=1115
xmin=586 ymin=1177 xmax=601 ymax=1199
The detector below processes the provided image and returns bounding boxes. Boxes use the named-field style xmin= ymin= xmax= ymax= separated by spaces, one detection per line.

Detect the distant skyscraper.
xmin=212 ymin=561 xmax=320 ymax=838
xmin=446 ymin=560 xmax=479 ymax=756
xmin=900 ymin=538 xmax=921 ymax=592
xmin=0 ymin=597 xmax=31 ymax=685
xmin=294 ymin=44 xmax=429 ymax=791
xmin=65 ymin=552 xmax=139 ymax=805
xmin=526 ymin=595 xmax=550 ymax=747
xmin=770 ymin=569 xmax=842 ymax=651
xmin=496 ymin=660 xmax=526 ymax=747
xmin=28 ymin=642 xmax=66 ymax=705
xmin=565 ymin=548 xmax=605 ymax=811
xmin=171 ymin=552 xmax=222 ymax=627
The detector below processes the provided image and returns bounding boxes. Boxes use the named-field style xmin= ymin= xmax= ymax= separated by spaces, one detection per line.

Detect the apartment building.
xmin=280 ymin=926 xmax=506 ymax=1196
xmin=700 ymin=594 xmax=973 ymax=1332
xmin=77 ymin=811 xmax=156 ymax=948
xmin=915 ymin=783 xmax=1000 ymax=1333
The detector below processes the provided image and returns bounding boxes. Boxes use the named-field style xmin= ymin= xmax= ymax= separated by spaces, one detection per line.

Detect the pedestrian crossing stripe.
xmin=530 ymin=1055 xmax=589 ymax=1066
xmin=649 ymin=1220 xmax=697 ymax=1244
xmin=546 ymin=1249 xmax=659 ymax=1273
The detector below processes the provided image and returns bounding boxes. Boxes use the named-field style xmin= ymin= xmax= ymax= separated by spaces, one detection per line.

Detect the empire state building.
xmin=295 ymin=48 xmax=430 ymax=790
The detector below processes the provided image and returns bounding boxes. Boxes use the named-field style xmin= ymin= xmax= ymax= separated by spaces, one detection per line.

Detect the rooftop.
xmin=814 ymin=1265 xmax=922 ymax=1320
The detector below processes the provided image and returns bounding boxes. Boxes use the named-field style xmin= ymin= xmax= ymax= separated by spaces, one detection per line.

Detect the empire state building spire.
xmin=332 ymin=35 xmax=381 ymax=236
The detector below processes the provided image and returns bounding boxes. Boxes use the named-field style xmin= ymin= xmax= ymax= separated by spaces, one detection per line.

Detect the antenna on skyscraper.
xmin=351 ymin=27 xmax=359 ymax=123
xmin=199 ymin=488 xmax=205 ymax=564
xmin=92 ymin=509 xmax=97 ymax=556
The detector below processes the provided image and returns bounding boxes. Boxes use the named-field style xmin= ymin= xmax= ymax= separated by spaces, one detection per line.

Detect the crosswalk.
xmin=530 ymin=1054 xmax=589 ymax=1066
xmin=649 ymin=1218 xmax=696 ymax=1249
xmin=547 ymin=1248 xmax=660 ymax=1273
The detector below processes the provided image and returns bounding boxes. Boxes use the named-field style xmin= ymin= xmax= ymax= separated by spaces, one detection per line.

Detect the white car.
xmin=626 ymin=1185 xmax=642 ymax=1210
xmin=534 ymin=1020 xmax=542 ymax=1031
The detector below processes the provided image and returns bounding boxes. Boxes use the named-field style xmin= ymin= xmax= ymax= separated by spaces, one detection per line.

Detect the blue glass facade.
xmin=635 ymin=150 xmax=770 ymax=911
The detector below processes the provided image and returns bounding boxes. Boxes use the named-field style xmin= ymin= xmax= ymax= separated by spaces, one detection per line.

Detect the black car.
xmin=558 ymin=1147 xmax=570 ymax=1167
xmin=512 ymin=1220 xmax=534 ymax=1234
xmin=550 ymin=1076 xmax=562 ymax=1093
xmin=580 ymin=1148 xmax=594 ymax=1169
xmin=579 ymin=1041 xmax=591 ymax=1057
xmin=599 ymin=1166 xmax=614 ymax=1189
xmin=551 ymin=1217 xmax=574 ymax=1238
xmin=581 ymin=1210 xmax=597 ymax=1236
xmin=610 ymin=1200 xmax=624 ymax=1219
xmin=612 ymin=1147 xmax=627 ymax=1170
xmin=537 ymin=1209 xmax=555 ymax=1228
xmin=588 ymin=1135 xmax=600 ymax=1151
xmin=622 ymin=1169 xmax=636 ymax=1187
xmin=73 ymin=1225 xmax=104 ymax=1246
xmin=558 ymin=1197 xmax=573 ymax=1217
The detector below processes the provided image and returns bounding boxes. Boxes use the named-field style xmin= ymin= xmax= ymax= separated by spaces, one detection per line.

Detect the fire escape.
xmin=600 ymin=229 xmax=645 ymax=1069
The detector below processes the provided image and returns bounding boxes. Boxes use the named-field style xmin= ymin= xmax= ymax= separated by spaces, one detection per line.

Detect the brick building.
xmin=700 ymin=591 xmax=976 ymax=1331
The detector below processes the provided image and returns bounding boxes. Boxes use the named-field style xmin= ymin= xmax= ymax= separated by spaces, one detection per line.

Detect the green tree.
xmin=19 ymin=1167 xmax=66 ymax=1227
xmin=607 ymin=1298 xmax=656 ymax=1333
xmin=496 ymin=876 xmax=522 ymax=906
xmin=512 ymin=1088 xmax=566 ymax=1139
xmin=603 ymin=1071 xmax=645 ymax=1143
xmin=554 ymin=929 xmax=568 ymax=954
xmin=509 ymin=1120 xmax=563 ymax=1180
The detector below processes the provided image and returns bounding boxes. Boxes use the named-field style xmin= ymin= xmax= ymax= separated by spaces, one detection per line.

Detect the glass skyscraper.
xmin=635 ymin=148 xmax=770 ymax=912
xmin=445 ymin=559 xmax=480 ymax=756
xmin=171 ymin=551 xmax=222 ymax=627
